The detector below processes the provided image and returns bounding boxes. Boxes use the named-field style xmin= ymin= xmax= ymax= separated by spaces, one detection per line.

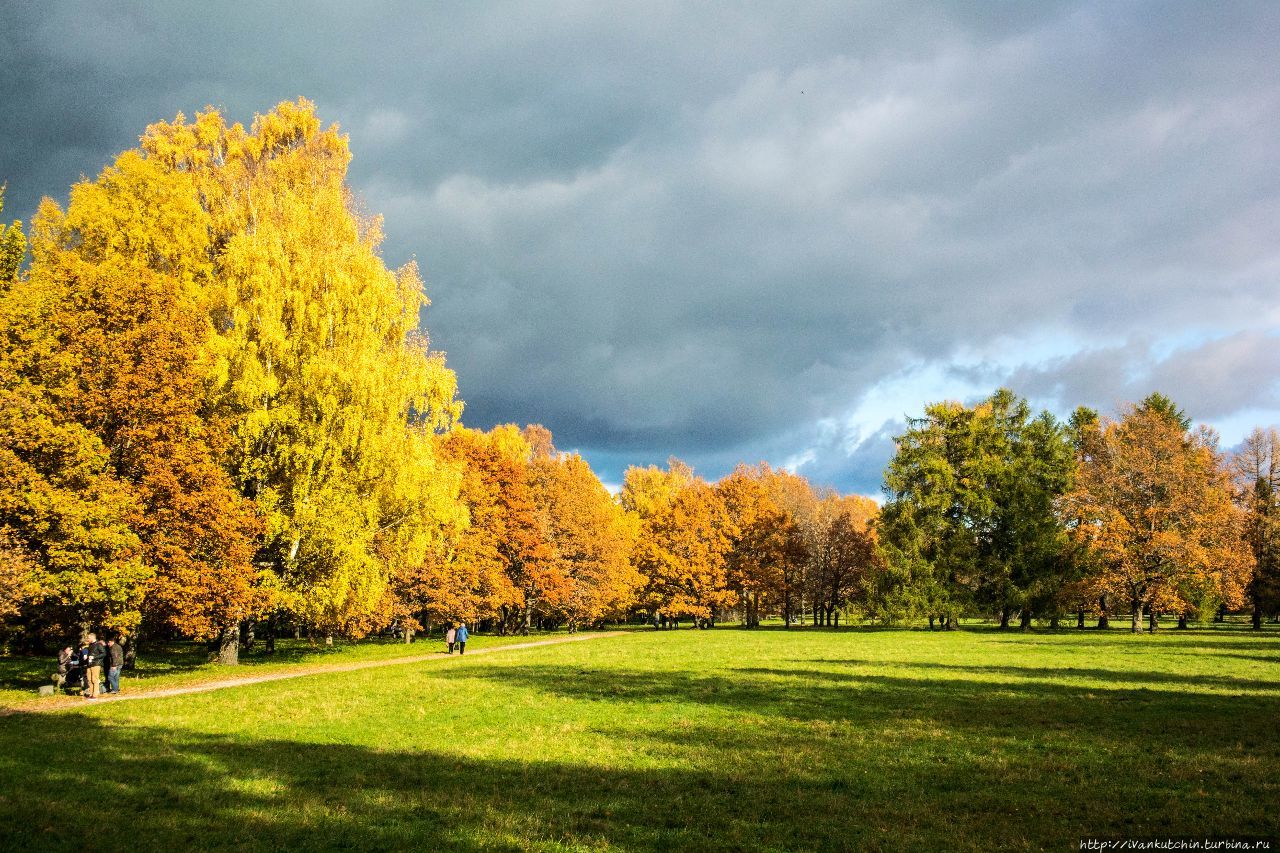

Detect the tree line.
xmin=0 ymin=100 xmax=875 ymax=662
xmin=876 ymin=389 xmax=1278 ymax=633
xmin=1 ymin=101 xmax=1276 ymax=664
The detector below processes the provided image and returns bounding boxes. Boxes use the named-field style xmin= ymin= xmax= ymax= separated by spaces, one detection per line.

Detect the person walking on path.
xmin=455 ymin=623 xmax=469 ymax=655
xmin=83 ymin=634 xmax=106 ymax=699
xmin=446 ymin=625 xmax=457 ymax=654
xmin=105 ymin=637 xmax=124 ymax=694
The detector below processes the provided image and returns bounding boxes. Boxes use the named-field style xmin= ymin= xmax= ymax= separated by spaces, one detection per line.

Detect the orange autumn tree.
xmin=526 ymin=426 xmax=640 ymax=630
xmin=0 ymin=527 xmax=41 ymax=625
xmin=430 ymin=426 xmax=551 ymax=633
xmin=627 ymin=461 xmax=737 ymax=625
xmin=810 ymin=494 xmax=881 ymax=626
xmin=716 ymin=464 xmax=802 ymax=628
xmin=23 ymin=142 xmax=266 ymax=661
xmin=758 ymin=465 xmax=822 ymax=627
xmin=1 ymin=193 xmax=148 ymax=641
xmin=1063 ymin=395 xmax=1253 ymax=632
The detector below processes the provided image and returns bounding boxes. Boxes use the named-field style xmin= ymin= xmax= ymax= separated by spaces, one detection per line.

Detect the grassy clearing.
xmin=0 ymin=632 xmax=566 ymax=709
xmin=0 ymin=626 xmax=1277 ymax=851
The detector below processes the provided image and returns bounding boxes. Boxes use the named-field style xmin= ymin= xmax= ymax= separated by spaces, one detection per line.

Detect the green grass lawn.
xmin=1 ymin=626 xmax=1277 ymax=851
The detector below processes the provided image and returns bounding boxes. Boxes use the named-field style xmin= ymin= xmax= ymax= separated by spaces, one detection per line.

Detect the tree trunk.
xmin=944 ymin=614 xmax=958 ymax=631
xmin=1177 ymin=613 xmax=1187 ymax=630
xmin=928 ymin=616 xmax=936 ymax=630
xmin=999 ymin=607 xmax=1011 ymax=630
xmin=1253 ymin=603 xmax=1263 ymax=630
xmin=1130 ymin=602 xmax=1142 ymax=634
xmin=123 ymin=631 xmax=140 ymax=671
xmin=1019 ymin=610 xmax=1032 ymax=631
xmin=1077 ymin=610 xmax=1085 ymax=629
xmin=294 ymin=625 xmax=302 ymax=640
xmin=264 ymin=615 xmax=276 ymax=654
xmin=218 ymin=624 xmax=240 ymax=665
xmin=1049 ymin=614 xmax=1059 ymax=629
xmin=1148 ymin=611 xmax=1158 ymax=633
xmin=403 ymin=627 xmax=414 ymax=644
xmin=833 ymin=610 xmax=839 ymax=628
xmin=240 ymin=620 xmax=255 ymax=651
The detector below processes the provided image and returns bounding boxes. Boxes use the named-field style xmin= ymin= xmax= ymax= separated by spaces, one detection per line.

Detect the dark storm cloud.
xmin=3 ymin=1 xmax=1279 ymax=493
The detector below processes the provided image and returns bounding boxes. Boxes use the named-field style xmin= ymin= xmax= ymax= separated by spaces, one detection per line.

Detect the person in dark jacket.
xmin=455 ymin=622 xmax=469 ymax=655
xmin=71 ymin=644 xmax=88 ymax=690
xmin=104 ymin=638 xmax=125 ymax=694
xmin=83 ymin=634 xmax=106 ymax=699
xmin=55 ymin=647 xmax=73 ymax=691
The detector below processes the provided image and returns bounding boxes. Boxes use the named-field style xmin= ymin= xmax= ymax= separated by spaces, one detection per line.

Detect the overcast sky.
xmin=3 ymin=1 xmax=1278 ymax=494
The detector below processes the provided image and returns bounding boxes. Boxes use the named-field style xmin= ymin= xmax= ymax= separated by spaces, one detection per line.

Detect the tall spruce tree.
xmin=876 ymin=389 xmax=1074 ymax=628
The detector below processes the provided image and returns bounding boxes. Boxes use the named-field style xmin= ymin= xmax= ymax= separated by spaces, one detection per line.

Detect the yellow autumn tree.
xmin=620 ymin=458 xmax=695 ymax=521
xmin=0 ymin=200 xmax=147 ymax=641
xmin=20 ymin=148 xmax=271 ymax=663
xmin=138 ymin=100 xmax=464 ymax=637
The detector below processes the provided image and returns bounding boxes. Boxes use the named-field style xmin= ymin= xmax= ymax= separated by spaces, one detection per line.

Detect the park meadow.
xmin=1 ymin=623 xmax=1277 ymax=850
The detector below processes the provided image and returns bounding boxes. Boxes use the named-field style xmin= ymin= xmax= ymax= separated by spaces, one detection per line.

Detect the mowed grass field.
xmin=1 ymin=627 xmax=1277 ymax=851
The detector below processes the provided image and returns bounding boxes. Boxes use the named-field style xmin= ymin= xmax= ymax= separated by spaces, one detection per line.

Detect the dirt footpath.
xmin=3 ymin=631 xmax=627 ymax=715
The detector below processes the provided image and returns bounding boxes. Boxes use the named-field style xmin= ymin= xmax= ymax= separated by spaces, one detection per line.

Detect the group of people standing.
xmin=444 ymin=623 xmax=469 ymax=654
xmin=55 ymin=634 xmax=125 ymax=698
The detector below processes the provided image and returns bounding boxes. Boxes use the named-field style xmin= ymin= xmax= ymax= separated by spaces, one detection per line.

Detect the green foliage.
xmin=876 ymin=389 xmax=1075 ymax=625
xmin=0 ymin=187 xmax=25 ymax=285
xmin=1138 ymin=391 xmax=1192 ymax=432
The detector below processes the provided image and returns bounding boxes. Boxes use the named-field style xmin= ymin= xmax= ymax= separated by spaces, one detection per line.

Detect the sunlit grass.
xmin=0 ymin=625 xmax=1277 ymax=850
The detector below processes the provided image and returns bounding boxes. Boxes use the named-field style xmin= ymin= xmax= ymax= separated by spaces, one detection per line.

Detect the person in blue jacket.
xmin=455 ymin=622 xmax=469 ymax=655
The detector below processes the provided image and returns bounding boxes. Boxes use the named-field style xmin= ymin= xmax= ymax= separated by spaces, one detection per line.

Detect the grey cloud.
xmin=1007 ymin=331 xmax=1280 ymax=420
xmin=3 ymin=1 xmax=1279 ymax=492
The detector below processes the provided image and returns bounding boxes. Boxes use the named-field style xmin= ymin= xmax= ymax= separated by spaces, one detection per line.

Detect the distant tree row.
xmin=622 ymin=460 xmax=879 ymax=629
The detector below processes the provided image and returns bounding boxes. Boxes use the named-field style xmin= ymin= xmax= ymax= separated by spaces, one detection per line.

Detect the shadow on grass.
xmin=791 ymin=659 xmax=1280 ymax=692
xmin=458 ymin=663 xmax=1280 ymax=752
xmin=0 ymin=664 xmax=1276 ymax=852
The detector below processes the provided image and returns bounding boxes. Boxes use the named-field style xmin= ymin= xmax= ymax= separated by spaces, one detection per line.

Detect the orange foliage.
xmin=27 ymin=145 xmax=267 ymax=640
xmin=1064 ymin=404 xmax=1253 ymax=631
xmin=529 ymin=449 xmax=640 ymax=629
xmin=633 ymin=472 xmax=737 ymax=622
